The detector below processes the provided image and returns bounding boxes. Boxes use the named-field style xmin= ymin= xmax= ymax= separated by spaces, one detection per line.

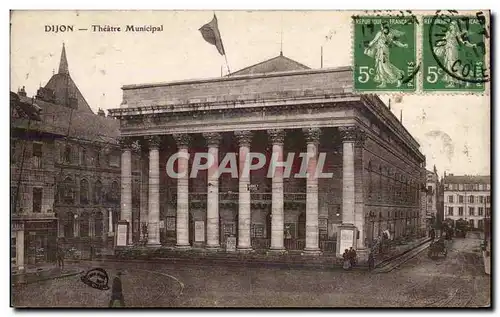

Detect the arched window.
xmin=378 ymin=166 xmax=383 ymax=200
xmin=80 ymin=179 xmax=89 ymax=205
xmin=368 ymin=161 xmax=373 ymax=198
xmin=94 ymin=180 xmax=103 ymax=204
xmin=64 ymin=145 xmax=72 ymax=163
xmin=61 ymin=177 xmax=75 ymax=204
xmin=109 ymin=180 xmax=120 ymax=203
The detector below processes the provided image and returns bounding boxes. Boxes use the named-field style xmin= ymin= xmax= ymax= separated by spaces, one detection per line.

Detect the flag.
xmin=199 ymin=15 xmax=226 ymax=56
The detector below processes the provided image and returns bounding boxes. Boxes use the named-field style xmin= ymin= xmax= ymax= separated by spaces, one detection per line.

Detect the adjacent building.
xmin=443 ymin=174 xmax=491 ymax=230
xmin=109 ymin=54 xmax=427 ymax=260
xmin=10 ymin=44 xmax=141 ymax=271
xmin=425 ymin=167 xmax=439 ymax=226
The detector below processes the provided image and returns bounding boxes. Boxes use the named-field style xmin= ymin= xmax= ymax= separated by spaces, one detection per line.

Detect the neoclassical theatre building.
xmin=109 ymin=55 xmax=427 ymax=258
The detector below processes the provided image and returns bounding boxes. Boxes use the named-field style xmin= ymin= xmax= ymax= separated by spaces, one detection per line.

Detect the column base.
xmin=301 ymin=248 xmax=322 ymax=256
xmin=146 ymin=243 xmax=161 ymax=248
xmin=205 ymin=244 xmax=221 ymax=252
xmin=355 ymin=248 xmax=369 ymax=264
xmin=267 ymin=248 xmax=287 ymax=255
xmin=175 ymin=244 xmax=192 ymax=251
xmin=237 ymin=247 xmax=254 ymax=254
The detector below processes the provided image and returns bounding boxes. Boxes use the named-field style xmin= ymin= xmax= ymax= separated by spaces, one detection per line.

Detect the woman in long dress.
xmin=433 ymin=20 xmax=477 ymax=87
xmin=364 ymin=23 xmax=408 ymax=88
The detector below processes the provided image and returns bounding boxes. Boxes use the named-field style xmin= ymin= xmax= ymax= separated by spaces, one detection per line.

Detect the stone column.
xmin=119 ymin=137 xmax=133 ymax=245
xmin=336 ymin=126 xmax=367 ymax=259
xmin=235 ymin=130 xmax=253 ymax=252
xmin=339 ymin=126 xmax=357 ymax=225
xmin=140 ymin=147 xmax=149 ymax=239
xmin=173 ymin=134 xmax=191 ymax=249
xmin=203 ymin=132 xmax=222 ymax=250
xmin=16 ymin=228 xmax=24 ymax=271
xmin=89 ymin=217 xmax=95 ymax=237
xmin=147 ymin=136 xmax=161 ymax=246
xmin=268 ymin=129 xmax=286 ymax=253
xmin=302 ymin=127 xmax=321 ymax=255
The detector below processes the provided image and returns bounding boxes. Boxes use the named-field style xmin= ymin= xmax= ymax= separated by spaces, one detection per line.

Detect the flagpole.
xmin=224 ymin=54 xmax=231 ymax=75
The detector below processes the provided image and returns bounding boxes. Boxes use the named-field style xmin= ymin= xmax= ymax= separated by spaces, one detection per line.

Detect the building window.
xmin=469 ymin=207 xmax=475 ymax=216
xmin=479 ymin=196 xmax=484 ymax=204
xmin=468 ymin=195 xmax=474 ymax=203
xmin=108 ymin=181 xmax=120 ymax=203
xmin=469 ymin=219 xmax=474 ymax=228
xmin=32 ymin=142 xmax=42 ymax=169
xmin=427 ymin=185 xmax=432 ymax=192
xmin=486 ymin=196 xmax=490 ymax=203
xmin=478 ymin=207 xmax=484 ymax=216
xmin=448 ymin=195 xmax=454 ymax=203
xmin=94 ymin=180 xmax=103 ymax=204
xmin=478 ymin=219 xmax=484 ymax=229
xmin=458 ymin=195 xmax=464 ymax=203
xmin=11 ymin=139 xmax=17 ymax=164
xmin=32 ymin=187 xmax=42 ymax=213
xmin=447 ymin=207 xmax=454 ymax=216
xmin=486 ymin=208 xmax=490 ymax=217
xmin=80 ymin=179 xmax=89 ymax=205
xmin=458 ymin=207 xmax=464 ymax=216
xmin=109 ymin=153 xmax=120 ymax=167
xmin=64 ymin=145 xmax=71 ymax=163
xmin=458 ymin=184 xmax=463 ymax=191
xmin=11 ymin=186 xmax=17 ymax=213
xmin=81 ymin=148 xmax=87 ymax=166
xmin=486 ymin=184 xmax=490 ymax=191
xmin=61 ymin=177 xmax=75 ymax=204
xmin=96 ymin=149 xmax=101 ymax=167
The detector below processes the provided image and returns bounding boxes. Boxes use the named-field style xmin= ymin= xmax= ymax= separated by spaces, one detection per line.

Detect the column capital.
xmin=234 ymin=130 xmax=253 ymax=147
xmin=202 ymin=132 xmax=222 ymax=147
xmin=146 ymin=135 xmax=162 ymax=149
xmin=339 ymin=126 xmax=366 ymax=145
xmin=268 ymin=129 xmax=285 ymax=145
xmin=118 ymin=137 xmax=134 ymax=150
xmin=172 ymin=133 xmax=191 ymax=148
xmin=302 ymin=127 xmax=321 ymax=144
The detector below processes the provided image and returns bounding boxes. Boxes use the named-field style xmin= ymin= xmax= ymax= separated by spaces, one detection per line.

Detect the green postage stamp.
xmin=353 ymin=16 xmax=417 ymax=92
xmin=423 ymin=13 xmax=488 ymax=91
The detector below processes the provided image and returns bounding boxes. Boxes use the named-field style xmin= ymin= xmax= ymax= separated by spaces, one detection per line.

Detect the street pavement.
xmin=11 ymin=236 xmax=490 ymax=308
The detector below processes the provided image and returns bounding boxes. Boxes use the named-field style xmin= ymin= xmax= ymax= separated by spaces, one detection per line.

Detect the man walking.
xmin=56 ymin=245 xmax=65 ymax=270
xmin=109 ymin=272 xmax=126 ymax=307
xmin=368 ymin=252 xmax=375 ymax=271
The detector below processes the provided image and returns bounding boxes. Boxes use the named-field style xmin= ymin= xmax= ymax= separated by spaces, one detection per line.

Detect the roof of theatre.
xmin=444 ymin=175 xmax=491 ymax=184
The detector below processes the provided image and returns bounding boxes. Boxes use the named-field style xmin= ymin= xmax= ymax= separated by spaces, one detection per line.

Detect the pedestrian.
xmin=430 ymin=228 xmax=436 ymax=241
xmin=342 ymin=249 xmax=351 ymax=270
xmin=349 ymin=247 xmax=357 ymax=267
xmin=109 ymin=272 xmax=126 ymax=307
xmin=56 ymin=246 xmax=65 ymax=270
xmin=368 ymin=252 xmax=375 ymax=271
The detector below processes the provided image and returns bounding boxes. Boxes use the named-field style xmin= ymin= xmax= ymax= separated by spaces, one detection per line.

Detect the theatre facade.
xmin=108 ymin=56 xmax=427 ymax=259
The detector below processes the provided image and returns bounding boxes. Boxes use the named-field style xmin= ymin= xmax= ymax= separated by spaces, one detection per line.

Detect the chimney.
xmin=17 ymin=86 xmax=27 ymax=97
xmin=97 ymin=108 xmax=106 ymax=117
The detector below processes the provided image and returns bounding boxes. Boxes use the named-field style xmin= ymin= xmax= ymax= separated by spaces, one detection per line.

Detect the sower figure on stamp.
xmin=433 ymin=20 xmax=477 ymax=88
xmin=364 ymin=22 xmax=408 ymax=88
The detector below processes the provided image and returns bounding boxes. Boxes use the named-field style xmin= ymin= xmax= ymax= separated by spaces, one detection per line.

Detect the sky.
xmin=10 ymin=10 xmax=490 ymax=177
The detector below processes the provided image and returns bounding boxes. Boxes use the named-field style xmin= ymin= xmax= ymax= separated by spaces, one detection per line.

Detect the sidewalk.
xmin=11 ymin=264 xmax=83 ymax=286
xmin=374 ymin=237 xmax=431 ymax=267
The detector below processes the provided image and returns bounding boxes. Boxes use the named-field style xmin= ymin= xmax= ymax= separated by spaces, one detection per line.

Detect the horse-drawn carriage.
xmin=428 ymin=238 xmax=448 ymax=259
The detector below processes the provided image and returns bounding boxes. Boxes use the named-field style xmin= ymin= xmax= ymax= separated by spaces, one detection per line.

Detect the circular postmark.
xmin=80 ymin=268 xmax=110 ymax=291
xmin=428 ymin=10 xmax=489 ymax=84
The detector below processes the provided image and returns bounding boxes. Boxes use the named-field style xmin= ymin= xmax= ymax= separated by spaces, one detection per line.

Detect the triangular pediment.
xmin=231 ymin=54 xmax=310 ymax=76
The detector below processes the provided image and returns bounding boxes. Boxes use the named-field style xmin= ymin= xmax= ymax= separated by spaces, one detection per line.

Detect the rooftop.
xmin=443 ymin=175 xmax=491 ymax=185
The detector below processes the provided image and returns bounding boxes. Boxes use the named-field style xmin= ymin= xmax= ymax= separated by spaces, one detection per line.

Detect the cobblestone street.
xmin=12 ymin=236 xmax=490 ymax=308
